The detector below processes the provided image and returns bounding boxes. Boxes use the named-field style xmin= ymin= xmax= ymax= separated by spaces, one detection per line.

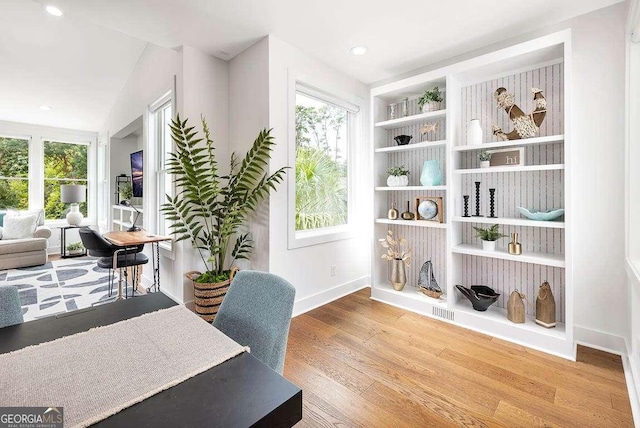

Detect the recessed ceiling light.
xmin=44 ymin=5 xmax=63 ymax=17
xmin=350 ymin=46 xmax=368 ymax=56
xmin=39 ymin=105 xmax=51 ymax=111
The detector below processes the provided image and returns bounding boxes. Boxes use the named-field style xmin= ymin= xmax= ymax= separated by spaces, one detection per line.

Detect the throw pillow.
xmin=3 ymin=214 xmax=38 ymax=240
xmin=7 ymin=209 xmax=44 ymax=227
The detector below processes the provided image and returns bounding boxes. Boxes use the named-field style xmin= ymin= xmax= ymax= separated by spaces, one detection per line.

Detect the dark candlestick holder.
xmin=462 ymin=195 xmax=470 ymax=217
xmin=488 ymin=188 xmax=497 ymax=218
xmin=472 ymin=181 xmax=483 ymax=217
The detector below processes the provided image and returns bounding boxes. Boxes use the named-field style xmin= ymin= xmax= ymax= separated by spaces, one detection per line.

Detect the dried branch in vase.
xmin=378 ymin=230 xmax=411 ymax=267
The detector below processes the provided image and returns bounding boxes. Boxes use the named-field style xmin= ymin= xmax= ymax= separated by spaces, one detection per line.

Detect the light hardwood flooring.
xmin=284 ymin=288 xmax=633 ymax=428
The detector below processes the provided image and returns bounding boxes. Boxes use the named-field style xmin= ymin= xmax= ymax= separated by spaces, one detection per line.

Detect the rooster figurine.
xmin=492 ymin=87 xmax=547 ymax=141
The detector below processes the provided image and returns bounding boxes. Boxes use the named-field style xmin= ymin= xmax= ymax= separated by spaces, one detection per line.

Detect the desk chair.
xmin=0 ymin=285 xmax=24 ymax=328
xmin=79 ymin=227 xmax=148 ymax=298
xmin=213 ymin=271 xmax=295 ymax=374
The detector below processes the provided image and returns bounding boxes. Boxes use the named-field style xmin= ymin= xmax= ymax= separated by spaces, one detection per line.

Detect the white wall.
xmin=267 ymin=35 xmax=372 ymax=314
xmin=229 ymin=38 xmax=270 ymax=272
xmin=371 ymin=3 xmax=629 ymax=346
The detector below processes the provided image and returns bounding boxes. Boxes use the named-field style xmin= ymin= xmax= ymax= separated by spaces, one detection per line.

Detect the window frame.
xmin=0 ymin=134 xmax=31 ymax=211
xmin=287 ymin=76 xmax=361 ymax=249
xmin=148 ymin=90 xmax=174 ymax=254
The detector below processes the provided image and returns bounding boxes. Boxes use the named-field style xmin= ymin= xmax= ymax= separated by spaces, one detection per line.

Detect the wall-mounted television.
xmin=130 ymin=150 xmax=143 ymax=198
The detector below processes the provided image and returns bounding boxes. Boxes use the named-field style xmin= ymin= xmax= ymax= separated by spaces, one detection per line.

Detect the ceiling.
xmin=0 ymin=0 xmax=146 ymax=131
xmin=2 ymin=0 xmax=623 ymax=132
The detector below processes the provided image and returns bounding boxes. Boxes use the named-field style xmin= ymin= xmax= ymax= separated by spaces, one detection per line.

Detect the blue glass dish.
xmin=517 ymin=207 xmax=565 ymax=221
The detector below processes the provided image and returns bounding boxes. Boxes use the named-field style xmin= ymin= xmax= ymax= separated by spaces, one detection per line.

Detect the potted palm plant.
xmin=161 ymin=115 xmax=287 ymax=322
xmin=473 ymin=224 xmax=507 ymax=251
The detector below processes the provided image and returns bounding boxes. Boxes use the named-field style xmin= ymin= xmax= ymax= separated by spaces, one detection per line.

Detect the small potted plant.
xmin=473 ymin=224 xmax=507 ymax=251
xmin=418 ymin=87 xmax=444 ymax=113
xmin=386 ymin=166 xmax=410 ymax=187
xmin=478 ymin=150 xmax=492 ymax=168
xmin=66 ymin=242 xmax=84 ymax=256
xmin=119 ymin=182 xmax=133 ymax=202
xmin=379 ymin=230 xmax=411 ymax=291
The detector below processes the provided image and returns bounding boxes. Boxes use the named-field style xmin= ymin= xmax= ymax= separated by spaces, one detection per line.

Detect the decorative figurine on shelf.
xmin=507 ymin=290 xmax=526 ymax=323
xmin=401 ymin=97 xmax=409 ymax=117
xmin=456 ymin=285 xmax=500 ymax=311
xmin=473 ymin=181 xmax=482 ymax=217
xmin=401 ymin=201 xmax=415 ymax=220
xmin=418 ymin=260 xmax=442 ymax=299
xmin=389 ymin=103 xmax=397 ymax=120
xmin=463 ymin=195 xmax=470 ymax=217
xmin=387 ymin=203 xmax=399 ymax=220
xmin=508 ymin=233 xmax=522 ymax=255
xmin=492 ymin=87 xmax=547 ymax=141
xmin=379 ymin=230 xmax=411 ymax=291
xmin=420 ymin=122 xmax=438 ymax=141
xmin=535 ymin=281 xmax=556 ymax=328
xmin=488 ymin=188 xmax=497 ymax=218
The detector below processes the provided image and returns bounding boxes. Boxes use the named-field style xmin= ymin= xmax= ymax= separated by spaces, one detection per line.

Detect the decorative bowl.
xmin=517 ymin=207 xmax=565 ymax=221
xmin=393 ymin=135 xmax=412 ymax=146
xmin=456 ymin=285 xmax=500 ymax=311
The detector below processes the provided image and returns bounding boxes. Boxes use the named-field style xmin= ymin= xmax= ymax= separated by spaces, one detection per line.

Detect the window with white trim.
xmin=0 ymin=136 xmax=29 ymax=210
xmin=290 ymin=83 xmax=358 ymax=248
xmin=43 ymin=140 xmax=88 ymax=220
xmin=150 ymin=93 xmax=173 ymax=240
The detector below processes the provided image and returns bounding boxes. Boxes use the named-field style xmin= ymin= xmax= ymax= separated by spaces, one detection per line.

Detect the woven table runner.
xmin=0 ymin=305 xmax=246 ymax=428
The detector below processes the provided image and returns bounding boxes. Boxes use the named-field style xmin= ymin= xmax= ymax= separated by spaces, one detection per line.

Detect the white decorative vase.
xmin=482 ymin=240 xmax=496 ymax=251
xmin=480 ymin=161 xmax=490 ymax=168
xmin=387 ymin=175 xmax=409 ymax=187
xmin=422 ymin=101 xmax=439 ymax=113
xmin=66 ymin=203 xmax=83 ymax=226
xmin=467 ymin=119 xmax=483 ymax=145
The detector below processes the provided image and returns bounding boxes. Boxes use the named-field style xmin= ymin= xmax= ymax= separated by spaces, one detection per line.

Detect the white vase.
xmin=387 ymin=175 xmax=409 ymax=187
xmin=467 ymin=119 xmax=483 ymax=145
xmin=66 ymin=203 xmax=83 ymax=226
xmin=480 ymin=160 xmax=490 ymax=168
xmin=482 ymin=240 xmax=496 ymax=251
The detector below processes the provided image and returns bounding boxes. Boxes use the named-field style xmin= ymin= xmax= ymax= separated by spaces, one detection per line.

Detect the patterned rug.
xmin=0 ymin=257 xmax=137 ymax=322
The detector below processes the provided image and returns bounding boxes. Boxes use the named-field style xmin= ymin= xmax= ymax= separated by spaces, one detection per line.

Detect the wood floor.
xmin=284 ymin=288 xmax=633 ymax=428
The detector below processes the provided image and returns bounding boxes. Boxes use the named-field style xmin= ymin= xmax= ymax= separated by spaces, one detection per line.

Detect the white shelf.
xmin=452 ymin=244 xmax=565 ymax=268
xmin=454 ymin=164 xmax=564 ymax=174
xmin=375 ymin=139 xmax=447 ymax=153
xmin=373 ymin=282 xmax=447 ymax=306
xmin=375 ymin=185 xmax=447 ymax=191
xmin=375 ymin=218 xmax=447 ymax=229
xmin=452 ymin=135 xmax=564 ymax=152
xmin=374 ymin=109 xmax=447 ymax=130
xmin=452 ymin=302 xmax=566 ymax=340
xmin=452 ymin=216 xmax=565 ymax=229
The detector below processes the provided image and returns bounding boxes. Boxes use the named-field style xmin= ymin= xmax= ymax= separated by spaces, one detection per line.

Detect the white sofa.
xmin=0 ymin=210 xmax=51 ymax=270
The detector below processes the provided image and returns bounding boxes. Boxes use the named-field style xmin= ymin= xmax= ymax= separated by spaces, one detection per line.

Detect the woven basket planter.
xmin=186 ymin=268 xmax=238 ymax=323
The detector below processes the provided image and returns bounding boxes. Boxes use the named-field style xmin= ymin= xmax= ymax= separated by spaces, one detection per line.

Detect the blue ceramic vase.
xmin=420 ymin=160 xmax=442 ymax=186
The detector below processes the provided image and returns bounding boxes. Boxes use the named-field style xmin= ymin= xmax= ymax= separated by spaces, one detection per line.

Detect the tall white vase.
xmin=467 ymin=119 xmax=483 ymax=145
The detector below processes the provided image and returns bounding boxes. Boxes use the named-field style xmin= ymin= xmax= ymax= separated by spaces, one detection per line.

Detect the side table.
xmin=60 ymin=225 xmax=87 ymax=258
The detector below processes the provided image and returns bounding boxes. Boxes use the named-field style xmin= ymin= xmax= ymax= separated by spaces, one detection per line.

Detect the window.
xmin=290 ymin=82 xmax=359 ymax=248
xmin=150 ymin=93 xmax=173 ymax=240
xmin=43 ymin=141 xmax=89 ymax=220
xmin=0 ymin=136 xmax=29 ymax=210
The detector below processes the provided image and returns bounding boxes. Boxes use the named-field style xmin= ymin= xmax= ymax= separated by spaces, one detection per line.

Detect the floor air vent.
xmin=432 ymin=307 xmax=454 ymax=321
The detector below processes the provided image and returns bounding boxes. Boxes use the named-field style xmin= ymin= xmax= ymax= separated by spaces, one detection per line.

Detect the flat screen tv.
xmin=130 ymin=150 xmax=143 ymax=198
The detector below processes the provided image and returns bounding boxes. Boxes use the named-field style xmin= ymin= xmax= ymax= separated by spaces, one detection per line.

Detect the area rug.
xmin=0 ymin=257 xmax=137 ymax=322
xmin=0 ymin=305 xmax=247 ymax=428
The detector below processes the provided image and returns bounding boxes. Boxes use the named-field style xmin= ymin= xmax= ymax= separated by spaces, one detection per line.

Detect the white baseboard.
xmin=292 ymin=276 xmax=370 ymax=317
xmin=574 ymin=325 xmax=627 ymax=356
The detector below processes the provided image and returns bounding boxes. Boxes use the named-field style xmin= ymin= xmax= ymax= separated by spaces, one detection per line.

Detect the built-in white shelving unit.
xmin=371 ymin=30 xmax=573 ymax=359
xmin=112 ymin=204 xmax=143 ymax=231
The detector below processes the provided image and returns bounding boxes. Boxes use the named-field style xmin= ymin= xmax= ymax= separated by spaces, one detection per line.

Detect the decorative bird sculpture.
xmin=492 ymin=87 xmax=547 ymax=141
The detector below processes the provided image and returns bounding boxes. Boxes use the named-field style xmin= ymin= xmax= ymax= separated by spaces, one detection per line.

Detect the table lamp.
xmin=60 ymin=184 xmax=86 ymax=226
xmin=120 ymin=200 xmax=141 ymax=232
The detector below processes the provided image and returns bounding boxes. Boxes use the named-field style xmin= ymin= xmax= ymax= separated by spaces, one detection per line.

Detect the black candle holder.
xmin=472 ymin=181 xmax=483 ymax=217
xmin=462 ymin=195 xmax=470 ymax=217
xmin=488 ymin=188 xmax=497 ymax=218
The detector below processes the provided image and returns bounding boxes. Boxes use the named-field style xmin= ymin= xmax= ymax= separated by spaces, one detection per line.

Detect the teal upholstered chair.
xmin=0 ymin=285 xmax=24 ymax=328
xmin=213 ymin=270 xmax=296 ymax=374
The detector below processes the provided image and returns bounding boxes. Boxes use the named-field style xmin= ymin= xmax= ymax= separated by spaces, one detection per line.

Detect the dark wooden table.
xmin=0 ymin=293 xmax=302 ymax=428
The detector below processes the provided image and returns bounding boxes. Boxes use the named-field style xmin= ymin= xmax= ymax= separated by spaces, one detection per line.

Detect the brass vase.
xmin=390 ymin=258 xmax=407 ymax=291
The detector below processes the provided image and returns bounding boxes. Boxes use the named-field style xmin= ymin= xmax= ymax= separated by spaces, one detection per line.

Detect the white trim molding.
xmin=292 ymin=277 xmax=370 ymax=317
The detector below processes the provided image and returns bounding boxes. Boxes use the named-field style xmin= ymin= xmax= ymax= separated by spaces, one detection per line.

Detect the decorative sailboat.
xmin=418 ymin=260 xmax=442 ymax=299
